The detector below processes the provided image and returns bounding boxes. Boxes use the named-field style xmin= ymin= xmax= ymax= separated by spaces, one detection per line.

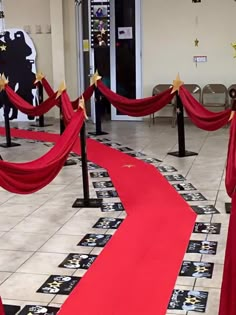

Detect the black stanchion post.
xmin=0 ymin=92 xmax=21 ymax=148
xmin=88 ymin=88 xmax=108 ymax=136
xmin=31 ymin=82 xmax=52 ymax=128
xmin=60 ymin=108 xmax=77 ymax=166
xmin=168 ymin=93 xmax=198 ymax=158
xmin=72 ymin=122 xmax=103 ymax=208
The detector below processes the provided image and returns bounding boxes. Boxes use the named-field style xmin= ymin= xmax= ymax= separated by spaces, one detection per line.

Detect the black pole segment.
xmin=168 ymin=93 xmax=198 ymax=158
xmin=30 ymin=82 xmax=52 ymax=128
xmin=60 ymin=108 xmax=77 ymax=166
xmin=225 ymin=202 xmax=231 ymax=213
xmin=88 ymin=88 xmax=108 ymax=136
xmin=0 ymin=93 xmax=20 ymax=148
xmin=72 ymin=122 xmax=103 ymax=208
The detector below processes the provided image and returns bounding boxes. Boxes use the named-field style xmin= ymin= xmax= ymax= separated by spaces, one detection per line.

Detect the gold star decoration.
xmin=34 ymin=72 xmax=45 ymax=84
xmin=195 ymin=266 xmax=209 ymax=273
xmin=56 ymin=81 xmax=66 ymax=98
xmin=101 ymin=29 xmax=106 ymax=35
xmin=78 ymin=96 xmax=88 ymax=119
xmin=194 ymin=38 xmax=199 ymax=47
xmin=90 ymin=70 xmax=102 ymax=87
xmin=231 ymin=42 xmax=236 ymax=58
xmin=185 ymin=297 xmax=201 ymax=305
xmin=0 ymin=73 xmax=9 ymax=91
xmin=122 ymin=164 xmax=135 ymax=168
xmin=171 ymin=73 xmax=184 ymax=94
xmin=229 ymin=111 xmax=235 ymax=121
xmin=0 ymin=44 xmax=6 ymax=51
xmin=47 ymin=281 xmax=62 ymax=288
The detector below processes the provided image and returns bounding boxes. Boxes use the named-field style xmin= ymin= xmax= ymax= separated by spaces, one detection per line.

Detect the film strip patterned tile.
xmin=3 ymin=136 xmax=222 ymax=314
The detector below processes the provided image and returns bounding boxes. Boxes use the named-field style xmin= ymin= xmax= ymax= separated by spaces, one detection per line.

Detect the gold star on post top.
xmin=231 ymin=42 xmax=236 ymax=58
xmin=0 ymin=44 xmax=6 ymax=51
xmin=90 ymin=70 xmax=102 ymax=86
xmin=194 ymin=38 xmax=199 ymax=47
xmin=171 ymin=73 xmax=184 ymax=94
xmin=0 ymin=73 xmax=9 ymax=91
xmin=56 ymin=81 xmax=66 ymax=98
xmin=34 ymin=72 xmax=45 ymax=84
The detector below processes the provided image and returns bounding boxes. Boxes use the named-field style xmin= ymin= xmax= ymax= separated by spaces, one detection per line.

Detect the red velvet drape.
xmin=0 ymin=109 xmax=85 ymax=194
xmin=225 ymin=114 xmax=236 ymax=197
xmin=179 ymin=87 xmax=231 ymax=131
xmin=41 ymin=77 xmax=95 ymax=110
xmin=97 ymin=80 xmax=174 ymax=116
xmin=0 ymin=297 xmax=4 ymax=315
xmin=217 ymin=115 xmax=236 ymax=315
xmin=42 ymin=77 xmax=55 ymax=96
xmin=5 ymin=85 xmax=59 ymax=117
xmin=218 ymin=193 xmax=236 ymax=315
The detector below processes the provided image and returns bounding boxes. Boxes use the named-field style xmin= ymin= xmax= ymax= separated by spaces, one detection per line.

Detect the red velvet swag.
xmin=179 ymin=87 xmax=231 ymax=131
xmin=5 ymin=85 xmax=59 ymax=117
xmin=0 ymin=109 xmax=85 ymax=194
xmin=97 ymin=80 xmax=175 ymax=116
xmin=41 ymin=77 xmax=95 ymax=110
xmin=218 ymin=193 xmax=236 ymax=315
xmin=225 ymin=114 xmax=236 ymax=198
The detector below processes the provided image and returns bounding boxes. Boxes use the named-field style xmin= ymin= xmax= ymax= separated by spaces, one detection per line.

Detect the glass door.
xmin=110 ymin=0 xmax=142 ymax=121
xmin=77 ymin=0 xmax=142 ymax=122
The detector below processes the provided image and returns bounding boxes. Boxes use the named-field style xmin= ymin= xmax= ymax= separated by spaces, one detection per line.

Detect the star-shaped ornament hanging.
xmin=171 ymin=73 xmax=184 ymax=94
xmin=0 ymin=73 xmax=9 ymax=91
xmin=78 ymin=96 xmax=88 ymax=119
xmin=0 ymin=44 xmax=6 ymax=51
xmin=231 ymin=42 xmax=236 ymax=58
xmin=34 ymin=72 xmax=45 ymax=84
xmin=90 ymin=70 xmax=102 ymax=86
xmin=194 ymin=38 xmax=199 ymax=47
xmin=56 ymin=81 xmax=66 ymax=98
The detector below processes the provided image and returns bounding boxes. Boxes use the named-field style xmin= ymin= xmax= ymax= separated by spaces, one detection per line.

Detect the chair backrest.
xmin=152 ymin=84 xmax=172 ymax=96
xmin=228 ymin=84 xmax=236 ymax=103
xmin=183 ymin=84 xmax=201 ymax=101
xmin=202 ymin=84 xmax=228 ymax=108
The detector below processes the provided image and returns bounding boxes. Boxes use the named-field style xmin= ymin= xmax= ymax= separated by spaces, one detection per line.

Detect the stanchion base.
xmin=168 ymin=150 xmax=198 ymax=158
xmin=225 ymin=202 xmax=231 ymax=214
xmin=72 ymin=198 xmax=103 ymax=208
xmin=0 ymin=142 xmax=21 ymax=148
xmin=88 ymin=131 xmax=109 ymax=136
xmin=30 ymin=124 xmax=53 ymax=127
xmin=64 ymin=159 xmax=77 ymax=166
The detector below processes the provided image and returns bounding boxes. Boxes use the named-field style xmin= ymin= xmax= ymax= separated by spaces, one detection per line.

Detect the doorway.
xmin=76 ymin=0 xmax=142 ymax=121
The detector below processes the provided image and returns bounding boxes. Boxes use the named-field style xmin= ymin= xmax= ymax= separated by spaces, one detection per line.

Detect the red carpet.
xmin=0 ymin=126 xmax=196 ymax=315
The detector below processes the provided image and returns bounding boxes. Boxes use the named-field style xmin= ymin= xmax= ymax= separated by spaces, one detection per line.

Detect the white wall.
xmin=143 ymin=0 xmax=236 ymax=97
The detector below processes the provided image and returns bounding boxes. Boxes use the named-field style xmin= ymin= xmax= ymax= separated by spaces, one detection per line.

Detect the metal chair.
xmin=150 ymin=84 xmax=175 ymax=127
xmin=228 ymin=84 xmax=236 ymax=108
xmin=202 ymin=84 xmax=228 ymax=110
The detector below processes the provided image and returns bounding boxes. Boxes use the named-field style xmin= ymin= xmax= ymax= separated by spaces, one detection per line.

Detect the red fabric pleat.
xmin=0 ymin=109 xmax=85 ymax=194
xmin=218 ymin=193 xmax=236 ymax=315
xmin=5 ymin=85 xmax=59 ymax=117
xmin=41 ymin=77 xmax=95 ymax=110
xmin=41 ymin=77 xmax=55 ymax=96
xmin=225 ymin=114 xmax=236 ymax=197
xmin=179 ymin=87 xmax=231 ymax=131
xmin=97 ymin=80 xmax=175 ymax=116
xmin=0 ymin=297 xmax=4 ymax=315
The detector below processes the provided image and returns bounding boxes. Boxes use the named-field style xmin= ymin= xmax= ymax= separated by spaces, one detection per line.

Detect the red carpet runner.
xmin=0 ymin=127 xmax=196 ymax=315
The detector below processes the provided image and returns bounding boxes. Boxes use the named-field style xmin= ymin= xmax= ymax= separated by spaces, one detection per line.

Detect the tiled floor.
xmin=0 ymin=118 xmax=230 ymax=314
